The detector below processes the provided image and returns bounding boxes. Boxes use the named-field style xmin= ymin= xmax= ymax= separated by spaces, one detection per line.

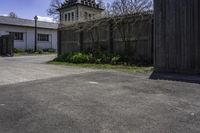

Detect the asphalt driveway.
xmin=0 ymin=55 xmax=200 ymax=133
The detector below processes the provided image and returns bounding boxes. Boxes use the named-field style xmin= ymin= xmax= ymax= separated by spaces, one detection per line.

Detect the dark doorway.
xmin=0 ymin=35 xmax=14 ymax=57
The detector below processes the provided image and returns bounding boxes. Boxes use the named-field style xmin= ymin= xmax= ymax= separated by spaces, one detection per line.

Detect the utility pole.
xmin=34 ymin=16 xmax=38 ymax=52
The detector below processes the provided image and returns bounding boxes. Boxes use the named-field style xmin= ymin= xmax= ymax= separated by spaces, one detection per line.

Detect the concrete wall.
xmin=60 ymin=6 xmax=78 ymax=24
xmin=154 ymin=0 xmax=200 ymax=73
xmin=0 ymin=25 xmax=57 ymax=50
xmin=60 ymin=5 xmax=103 ymax=25
xmin=78 ymin=5 xmax=103 ymax=21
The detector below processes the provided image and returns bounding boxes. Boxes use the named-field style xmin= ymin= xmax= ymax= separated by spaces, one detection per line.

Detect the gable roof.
xmin=0 ymin=16 xmax=58 ymax=30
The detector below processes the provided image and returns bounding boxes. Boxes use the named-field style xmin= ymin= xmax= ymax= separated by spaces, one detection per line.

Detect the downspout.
xmin=34 ymin=16 xmax=38 ymax=52
xmin=51 ymin=34 xmax=52 ymax=49
xmin=25 ymin=32 xmax=27 ymax=50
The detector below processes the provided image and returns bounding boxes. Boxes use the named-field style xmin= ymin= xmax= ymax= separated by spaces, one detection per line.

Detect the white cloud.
xmin=1 ymin=14 xmax=8 ymax=16
xmin=37 ymin=16 xmax=55 ymax=23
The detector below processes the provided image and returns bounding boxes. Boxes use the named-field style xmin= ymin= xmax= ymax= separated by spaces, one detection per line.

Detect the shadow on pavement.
xmin=150 ymin=71 xmax=200 ymax=84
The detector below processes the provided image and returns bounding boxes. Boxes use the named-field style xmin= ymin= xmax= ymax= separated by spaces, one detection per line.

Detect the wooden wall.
xmin=58 ymin=15 xmax=153 ymax=64
xmin=154 ymin=0 xmax=200 ymax=73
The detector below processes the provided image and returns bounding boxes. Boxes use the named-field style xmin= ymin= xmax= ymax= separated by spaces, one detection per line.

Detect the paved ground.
xmin=0 ymin=55 xmax=200 ymax=133
xmin=0 ymin=55 xmax=97 ymax=85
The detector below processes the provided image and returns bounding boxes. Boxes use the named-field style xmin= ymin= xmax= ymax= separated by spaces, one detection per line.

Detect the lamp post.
xmin=34 ymin=16 xmax=38 ymax=52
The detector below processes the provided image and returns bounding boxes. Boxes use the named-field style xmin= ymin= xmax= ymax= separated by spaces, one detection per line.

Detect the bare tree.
xmin=103 ymin=2 xmax=112 ymax=17
xmin=9 ymin=12 xmax=18 ymax=18
xmin=59 ymin=0 xmax=153 ymax=64
xmin=111 ymin=0 xmax=153 ymax=16
xmin=47 ymin=0 xmax=64 ymax=21
xmin=70 ymin=18 xmax=109 ymax=53
xmin=60 ymin=0 xmax=108 ymax=52
xmin=108 ymin=0 xmax=153 ymax=64
xmin=96 ymin=0 xmax=105 ymax=9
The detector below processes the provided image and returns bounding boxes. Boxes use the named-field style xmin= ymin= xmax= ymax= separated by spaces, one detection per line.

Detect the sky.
xmin=0 ymin=0 xmax=112 ymax=22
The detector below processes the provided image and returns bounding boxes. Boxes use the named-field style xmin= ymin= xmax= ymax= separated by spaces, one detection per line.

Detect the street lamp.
xmin=34 ymin=16 xmax=38 ymax=52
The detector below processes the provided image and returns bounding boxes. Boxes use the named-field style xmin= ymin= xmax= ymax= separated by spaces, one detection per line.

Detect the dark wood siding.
xmin=154 ymin=0 xmax=200 ymax=73
xmin=58 ymin=15 xmax=154 ymax=64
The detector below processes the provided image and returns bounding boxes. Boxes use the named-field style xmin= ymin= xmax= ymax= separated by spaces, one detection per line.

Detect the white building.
xmin=58 ymin=0 xmax=104 ymax=25
xmin=0 ymin=16 xmax=58 ymax=50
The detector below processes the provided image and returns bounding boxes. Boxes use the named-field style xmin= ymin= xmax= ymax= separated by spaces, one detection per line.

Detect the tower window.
xmin=68 ymin=13 xmax=71 ymax=21
xmin=65 ymin=14 xmax=68 ymax=21
xmin=84 ymin=12 xmax=88 ymax=20
xmin=89 ymin=14 xmax=92 ymax=20
xmin=72 ymin=12 xmax=74 ymax=21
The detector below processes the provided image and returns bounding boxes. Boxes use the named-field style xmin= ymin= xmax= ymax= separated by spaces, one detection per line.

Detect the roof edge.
xmin=57 ymin=3 xmax=104 ymax=11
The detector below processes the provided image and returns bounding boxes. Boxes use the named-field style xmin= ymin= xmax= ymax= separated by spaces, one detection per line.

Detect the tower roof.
xmin=58 ymin=0 xmax=104 ymax=11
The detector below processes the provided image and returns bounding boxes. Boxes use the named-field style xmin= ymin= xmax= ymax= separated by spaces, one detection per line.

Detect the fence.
xmin=154 ymin=0 xmax=200 ymax=73
xmin=0 ymin=35 xmax=14 ymax=56
xmin=58 ymin=14 xmax=153 ymax=64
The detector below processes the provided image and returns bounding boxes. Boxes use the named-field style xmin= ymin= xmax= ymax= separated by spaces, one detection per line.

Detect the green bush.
xmin=14 ymin=48 xmax=23 ymax=53
xmin=43 ymin=48 xmax=56 ymax=53
xmin=48 ymin=48 xmax=56 ymax=53
xmin=71 ymin=53 xmax=88 ymax=63
xmin=37 ymin=49 xmax=43 ymax=54
xmin=15 ymin=48 xmax=57 ymax=55
xmin=25 ymin=49 xmax=35 ymax=54
xmin=111 ymin=55 xmax=121 ymax=65
xmin=43 ymin=49 xmax=48 ymax=52
xmin=24 ymin=49 xmax=43 ymax=54
xmin=55 ymin=52 xmax=122 ymax=65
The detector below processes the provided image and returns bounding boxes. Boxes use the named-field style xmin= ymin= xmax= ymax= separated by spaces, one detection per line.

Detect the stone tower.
xmin=58 ymin=0 xmax=104 ymax=25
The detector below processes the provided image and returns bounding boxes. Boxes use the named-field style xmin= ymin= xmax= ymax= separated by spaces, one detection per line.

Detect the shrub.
xmin=43 ymin=48 xmax=56 ymax=53
xmin=14 ymin=48 xmax=23 ymax=53
xmin=56 ymin=52 xmax=122 ymax=65
xmin=25 ymin=49 xmax=35 ymax=54
xmin=111 ymin=55 xmax=121 ymax=65
xmin=47 ymin=48 xmax=56 ymax=53
xmin=24 ymin=49 xmax=43 ymax=54
xmin=73 ymin=53 xmax=84 ymax=63
xmin=37 ymin=49 xmax=43 ymax=54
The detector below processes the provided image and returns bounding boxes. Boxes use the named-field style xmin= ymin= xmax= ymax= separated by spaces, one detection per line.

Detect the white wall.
xmin=60 ymin=6 xmax=78 ymax=24
xmin=0 ymin=25 xmax=57 ymax=50
xmin=60 ymin=5 xmax=103 ymax=25
xmin=78 ymin=6 xmax=103 ymax=21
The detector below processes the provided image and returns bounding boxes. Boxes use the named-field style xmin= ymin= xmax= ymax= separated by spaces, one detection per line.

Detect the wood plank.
xmin=154 ymin=0 xmax=200 ymax=73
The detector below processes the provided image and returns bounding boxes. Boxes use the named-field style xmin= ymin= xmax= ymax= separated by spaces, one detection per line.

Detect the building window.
xmin=10 ymin=32 xmax=23 ymax=40
xmin=71 ymin=12 xmax=74 ymax=21
xmin=38 ymin=34 xmax=49 ymax=42
xmin=60 ymin=13 xmax=64 ymax=22
xmin=89 ymin=14 xmax=92 ymax=20
xmin=68 ymin=13 xmax=71 ymax=21
xmin=65 ymin=14 xmax=68 ymax=21
xmin=84 ymin=12 xmax=88 ymax=20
